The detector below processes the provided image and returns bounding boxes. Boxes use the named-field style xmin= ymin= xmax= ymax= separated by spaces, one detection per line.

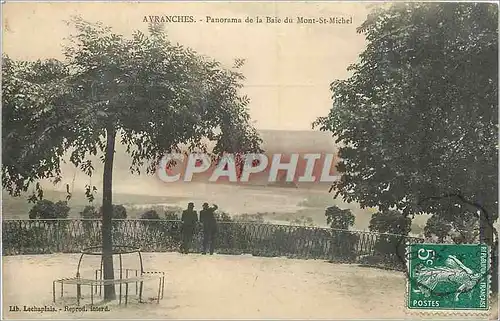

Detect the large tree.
xmin=2 ymin=18 xmax=262 ymax=300
xmin=314 ymin=3 xmax=497 ymax=288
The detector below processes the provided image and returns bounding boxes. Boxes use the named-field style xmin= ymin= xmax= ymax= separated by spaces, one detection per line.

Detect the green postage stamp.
xmin=407 ymin=243 xmax=491 ymax=311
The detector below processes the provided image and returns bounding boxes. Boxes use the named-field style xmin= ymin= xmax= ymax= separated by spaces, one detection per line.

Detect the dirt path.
xmin=2 ymin=253 xmax=495 ymax=319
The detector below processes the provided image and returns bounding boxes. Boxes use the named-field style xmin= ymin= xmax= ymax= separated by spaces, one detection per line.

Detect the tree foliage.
xmin=105 ymin=204 xmax=127 ymax=219
xmin=325 ymin=205 xmax=355 ymax=230
xmin=2 ymin=17 xmax=263 ymax=198
xmin=2 ymin=58 xmax=72 ymax=197
xmin=141 ymin=209 xmax=160 ymax=220
xmin=80 ymin=205 xmax=100 ymax=219
xmin=28 ymin=199 xmax=70 ymax=220
xmin=369 ymin=210 xmax=412 ymax=235
xmin=313 ymin=3 xmax=498 ymax=225
xmin=79 ymin=204 xmax=127 ymax=219
xmin=424 ymin=212 xmax=479 ymax=244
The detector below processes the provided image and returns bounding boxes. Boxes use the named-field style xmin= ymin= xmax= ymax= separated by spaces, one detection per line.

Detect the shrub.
xmin=164 ymin=206 xmax=182 ymax=220
xmin=369 ymin=210 xmax=411 ymax=268
xmin=215 ymin=213 xmax=259 ymax=254
xmin=423 ymin=214 xmax=452 ymax=242
xmin=424 ymin=212 xmax=479 ymax=244
xmin=134 ymin=206 xmax=182 ymax=250
xmin=29 ymin=200 xmax=70 ymax=220
xmin=80 ymin=205 xmax=100 ymax=219
xmin=325 ymin=206 xmax=355 ymax=230
xmin=250 ymin=227 xmax=290 ymax=257
xmin=79 ymin=205 xmax=100 ymax=235
xmin=214 ymin=211 xmax=239 ymax=253
xmin=164 ymin=212 xmax=180 ymax=220
xmin=104 ymin=204 xmax=127 ymax=219
xmin=216 ymin=222 xmax=252 ymax=254
xmin=329 ymin=229 xmax=359 ymax=262
xmin=369 ymin=210 xmax=411 ymax=235
xmin=141 ymin=209 xmax=160 ymax=220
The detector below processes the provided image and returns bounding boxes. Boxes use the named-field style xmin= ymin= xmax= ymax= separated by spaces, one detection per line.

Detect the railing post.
xmin=56 ymin=220 xmax=61 ymax=253
xmin=18 ymin=221 xmax=22 ymax=254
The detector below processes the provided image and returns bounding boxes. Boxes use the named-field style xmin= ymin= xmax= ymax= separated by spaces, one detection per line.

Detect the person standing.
xmin=180 ymin=202 xmax=198 ymax=254
xmin=200 ymin=203 xmax=218 ymax=255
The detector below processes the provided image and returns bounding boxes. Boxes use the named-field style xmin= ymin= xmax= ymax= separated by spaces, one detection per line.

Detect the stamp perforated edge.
xmin=404 ymin=242 xmax=493 ymax=317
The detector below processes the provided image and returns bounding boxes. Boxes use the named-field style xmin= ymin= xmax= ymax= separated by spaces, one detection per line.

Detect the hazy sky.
xmin=3 ymin=2 xmax=371 ymax=131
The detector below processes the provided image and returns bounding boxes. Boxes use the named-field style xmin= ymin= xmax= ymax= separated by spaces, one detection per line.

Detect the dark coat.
xmin=200 ymin=207 xmax=217 ymax=231
xmin=181 ymin=209 xmax=198 ymax=230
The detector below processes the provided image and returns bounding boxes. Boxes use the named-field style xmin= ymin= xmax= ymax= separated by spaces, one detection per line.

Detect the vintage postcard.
xmin=1 ymin=1 xmax=498 ymax=319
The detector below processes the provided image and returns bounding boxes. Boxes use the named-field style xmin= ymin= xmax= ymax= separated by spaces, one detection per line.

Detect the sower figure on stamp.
xmin=200 ymin=203 xmax=218 ymax=255
xmin=180 ymin=202 xmax=198 ymax=254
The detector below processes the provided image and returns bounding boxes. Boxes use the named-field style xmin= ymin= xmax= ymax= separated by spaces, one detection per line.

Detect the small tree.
xmin=325 ymin=206 xmax=355 ymax=230
xmin=313 ymin=2 xmax=497 ymax=285
xmin=2 ymin=18 xmax=262 ymax=300
xmin=325 ymin=206 xmax=358 ymax=261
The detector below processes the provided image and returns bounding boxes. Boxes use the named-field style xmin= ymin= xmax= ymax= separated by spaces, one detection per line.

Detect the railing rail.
xmin=2 ymin=219 xmax=424 ymax=269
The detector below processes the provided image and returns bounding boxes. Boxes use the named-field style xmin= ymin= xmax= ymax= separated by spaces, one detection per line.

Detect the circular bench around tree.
xmin=53 ymin=245 xmax=165 ymax=306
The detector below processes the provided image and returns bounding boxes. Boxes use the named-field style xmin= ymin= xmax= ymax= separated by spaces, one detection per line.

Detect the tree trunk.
xmin=102 ymin=126 xmax=116 ymax=300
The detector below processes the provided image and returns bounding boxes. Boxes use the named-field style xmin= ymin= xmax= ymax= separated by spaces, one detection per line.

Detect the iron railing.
xmin=2 ymin=219 xmax=424 ymax=268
